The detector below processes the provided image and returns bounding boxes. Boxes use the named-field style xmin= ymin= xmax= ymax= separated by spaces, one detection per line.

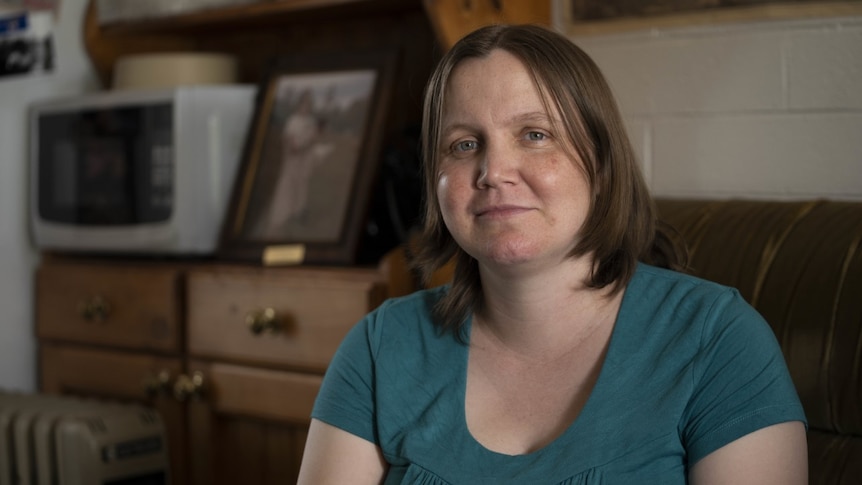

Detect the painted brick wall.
xmin=565 ymin=16 xmax=862 ymax=200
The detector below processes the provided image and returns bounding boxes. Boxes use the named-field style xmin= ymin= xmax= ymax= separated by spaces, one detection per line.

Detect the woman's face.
xmin=436 ymin=49 xmax=592 ymax=272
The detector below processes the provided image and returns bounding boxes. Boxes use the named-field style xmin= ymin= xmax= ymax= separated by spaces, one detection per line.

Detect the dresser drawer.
xmin=187 ymin=267 xmax=387 ymax=373
xmin=190 ymin=359 xmax=322 ymax=423
xmin=36 ymin=263 xmax=183 ymax=352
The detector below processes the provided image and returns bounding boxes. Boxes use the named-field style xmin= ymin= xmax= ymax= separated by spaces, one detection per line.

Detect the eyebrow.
xmin=510 ymin=111 xmax=556 ymax=125
xmin=441 ymin=111 xmax=558 ymax=137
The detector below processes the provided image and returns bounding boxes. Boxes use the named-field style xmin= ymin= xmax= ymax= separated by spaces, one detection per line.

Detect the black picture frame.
xmin=219 ymin=49 xmax=397 ymax=265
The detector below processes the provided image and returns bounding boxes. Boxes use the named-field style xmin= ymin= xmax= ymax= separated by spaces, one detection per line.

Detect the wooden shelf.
xmin=82 ymin=0 xmax=436 ymax=89
xmin=93 ymin=0 xmax=422 ymax=35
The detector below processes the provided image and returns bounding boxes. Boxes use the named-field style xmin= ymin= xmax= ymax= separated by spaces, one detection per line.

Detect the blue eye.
xmin=527 ymin=132 xmax=546 ymax=141
xmin=454 ymin=140 xmax=478 ymax=152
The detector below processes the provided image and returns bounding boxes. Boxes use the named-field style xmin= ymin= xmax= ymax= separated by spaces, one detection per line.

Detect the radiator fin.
xmin=0 ymin=391 xmax=169 ymax=485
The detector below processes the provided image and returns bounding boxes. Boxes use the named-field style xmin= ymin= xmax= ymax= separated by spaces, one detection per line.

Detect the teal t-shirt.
xmin=312 ymin=264 xmax=806 ymax=484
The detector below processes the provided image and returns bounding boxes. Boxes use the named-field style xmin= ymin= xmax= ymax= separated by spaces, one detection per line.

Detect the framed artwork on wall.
xmin=219 ymin=49 xmax=397 ymax=266
xmin=555 ymin=0 xmax=862 ymax=36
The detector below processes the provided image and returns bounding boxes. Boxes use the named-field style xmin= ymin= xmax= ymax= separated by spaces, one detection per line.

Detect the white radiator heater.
xmin=0 ymin=392 xmax=169 ymax=485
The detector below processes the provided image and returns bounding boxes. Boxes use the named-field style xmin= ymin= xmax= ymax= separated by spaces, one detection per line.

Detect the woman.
xmin=298 ymin=24 xmax=807 ymax=484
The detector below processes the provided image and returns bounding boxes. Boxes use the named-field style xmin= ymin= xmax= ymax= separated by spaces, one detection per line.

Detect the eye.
xmin=453 ymin=139 xmax=479 ymax=153
xmin=526 ymin=131 xmax=547 ymax=142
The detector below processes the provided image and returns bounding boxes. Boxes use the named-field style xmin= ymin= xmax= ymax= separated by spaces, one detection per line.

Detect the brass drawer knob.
xmin=173 ymin=371 xmax=205 ymax=402
xmin=245 ymin=307 xmax=281 ymax=335
xmin=142 ymin=369 xmax=173 ymax=398
xmin=77 ymin=295 xmax=111 ymax=322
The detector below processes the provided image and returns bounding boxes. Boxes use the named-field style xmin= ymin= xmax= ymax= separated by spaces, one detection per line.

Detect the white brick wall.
xmin=564 ymin=16 xmax=862 ymax=200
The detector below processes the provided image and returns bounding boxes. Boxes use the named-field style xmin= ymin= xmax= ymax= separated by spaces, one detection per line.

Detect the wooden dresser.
xmin=35 ymin=1 xmax=545 ymax=482
xmin=36 ymin=256 xmax=413 ymax=484
xmin=33 ymin=3 xmax=435 ymax=482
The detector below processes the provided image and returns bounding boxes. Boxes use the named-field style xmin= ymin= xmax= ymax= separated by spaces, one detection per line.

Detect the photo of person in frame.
xmin=243 ymin=69 xmax=378 ymax=243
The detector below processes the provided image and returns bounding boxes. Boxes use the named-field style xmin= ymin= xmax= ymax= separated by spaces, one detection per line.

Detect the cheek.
xmin=530 ymin=159 xmax=573 ymax=200
xmin=436 ymin=173 xmax=456 ymax=221
xmin=436 ymin=171 xmax=450 ymax=200
xmin=436 ymin=170 xmax=461 ymax=202
xmin=541 ymin=155 xmax=590 ymax=193
xmin=436 ymin=171 xmax=471 ymax=227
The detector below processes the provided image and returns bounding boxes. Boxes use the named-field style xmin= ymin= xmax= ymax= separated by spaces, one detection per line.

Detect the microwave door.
xmin=37 ymin=104 xmax=173 ymax=226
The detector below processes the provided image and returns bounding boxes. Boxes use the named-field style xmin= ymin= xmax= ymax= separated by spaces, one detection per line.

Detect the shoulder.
xmin=628 ymin=263 xmax=753 ymax=319
xmin=634 ymin=263 xmax=733 ymax=297
xmin=363 ymin=286 xmax=447 ymax=332
xmin=631 ymin=264 xmax=791 ymax=390
xmin=348 ymin=286 xmax=452 ymax=357
xmin=370 ymin=285 xmax=447 ymax=321
xmin=623 ymin=264 xmax=775 ymax=358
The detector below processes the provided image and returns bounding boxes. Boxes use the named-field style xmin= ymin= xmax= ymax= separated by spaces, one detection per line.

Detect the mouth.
xmin=475 ymin=205 xmax=532 ymax=219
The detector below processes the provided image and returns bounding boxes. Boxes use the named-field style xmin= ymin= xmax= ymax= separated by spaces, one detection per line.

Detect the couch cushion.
xmin=657 ymin=199 xmax=862 ymax=484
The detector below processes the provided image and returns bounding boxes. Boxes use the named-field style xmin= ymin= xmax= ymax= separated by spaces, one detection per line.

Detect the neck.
xmin=474 ymin=256 xmax=622 ymax=360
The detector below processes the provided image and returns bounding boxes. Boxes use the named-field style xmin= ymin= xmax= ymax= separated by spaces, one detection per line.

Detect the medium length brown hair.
xmin=412 ymin=24 xmax=686 ymax=335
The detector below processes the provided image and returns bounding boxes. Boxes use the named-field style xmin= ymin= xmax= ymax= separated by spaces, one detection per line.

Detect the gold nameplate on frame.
xmin=262 ymin=244 xmax=306 ymax=266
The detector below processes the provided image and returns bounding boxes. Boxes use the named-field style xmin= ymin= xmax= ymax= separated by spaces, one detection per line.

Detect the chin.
xmin=478 ymin=241 xmax=543 ymax=266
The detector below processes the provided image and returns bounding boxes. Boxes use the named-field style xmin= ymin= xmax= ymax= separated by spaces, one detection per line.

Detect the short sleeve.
xmin=681 ymin=289 xmax=807 ymax=464
xmin=310 ymin=308 xmax=381 ymax=445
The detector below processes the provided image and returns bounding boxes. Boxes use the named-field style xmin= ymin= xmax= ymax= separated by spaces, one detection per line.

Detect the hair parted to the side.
xmin=411 ymin=24 xmax=688 ymax=336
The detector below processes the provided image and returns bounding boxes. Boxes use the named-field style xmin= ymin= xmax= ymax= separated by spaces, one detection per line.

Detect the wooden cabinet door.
xmin=185 ymin=359 xmax=321 ymax=485
xmin=40 ymin=343 xmax=189 ymax=485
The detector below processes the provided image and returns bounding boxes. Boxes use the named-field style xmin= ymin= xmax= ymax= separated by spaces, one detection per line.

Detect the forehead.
xmin=447 ymin=50 xmax=533 ymax=96
xmin=441 ymin=50 xmax=571 ymax=134
xmin=442 ymin=50 xmax=553 ymax=119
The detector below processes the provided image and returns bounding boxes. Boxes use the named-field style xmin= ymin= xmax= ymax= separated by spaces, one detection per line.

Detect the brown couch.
xmin=383 ymin=198 xmax=861 ymax=482
xmin=656 ymin=198 xmax=862 ymax=484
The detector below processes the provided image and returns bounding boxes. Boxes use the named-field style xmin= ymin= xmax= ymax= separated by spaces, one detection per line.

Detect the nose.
xmin=476 ymin=142 xmax=517 ymax=189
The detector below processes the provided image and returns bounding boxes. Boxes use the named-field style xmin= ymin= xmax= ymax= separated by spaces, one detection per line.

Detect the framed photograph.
xmin=554 ymin=0 xmax=862 ymax=36
xmin=219 ymin=49 xmax=397 ymax=265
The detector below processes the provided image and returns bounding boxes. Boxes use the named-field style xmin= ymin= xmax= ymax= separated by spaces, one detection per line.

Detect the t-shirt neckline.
xmin=455 ymin=264 xmax=644 ymax=467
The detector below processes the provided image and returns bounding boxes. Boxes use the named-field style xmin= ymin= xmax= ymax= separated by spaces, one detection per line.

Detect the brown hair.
xmin=411 ymin=24 xmax=687 ymax=335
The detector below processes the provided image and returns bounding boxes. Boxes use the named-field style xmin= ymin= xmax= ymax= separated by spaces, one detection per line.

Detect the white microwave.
xmin=29 ymin=85 xmax=256 ymax=255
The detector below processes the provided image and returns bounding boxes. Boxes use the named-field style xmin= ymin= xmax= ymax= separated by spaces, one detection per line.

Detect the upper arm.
xmin=689 ymin=421 xmax=808 ymax=485
xmin=297 ymin=418 xmax=388 ymax=485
